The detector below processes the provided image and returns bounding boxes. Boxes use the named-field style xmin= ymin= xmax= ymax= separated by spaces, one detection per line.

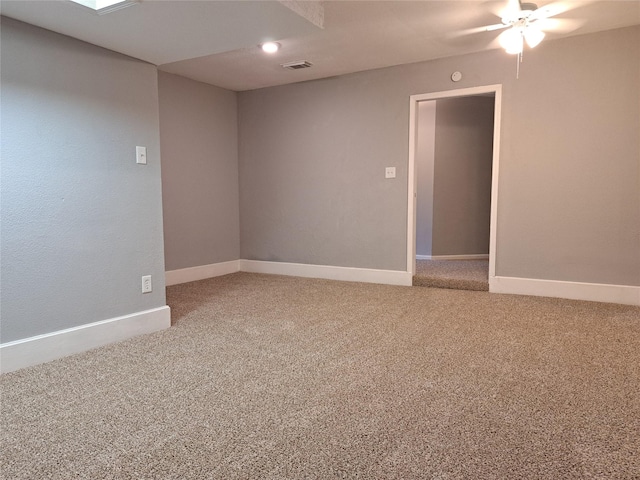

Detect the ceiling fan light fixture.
xmin=500 ymin=27 xmax=524 ymax=54
xmin=524 ymin=26 xmax=545 ymax=48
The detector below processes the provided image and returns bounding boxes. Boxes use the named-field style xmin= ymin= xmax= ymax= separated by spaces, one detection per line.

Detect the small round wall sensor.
xmin=451 ymin=71 xmax=462 ymax=82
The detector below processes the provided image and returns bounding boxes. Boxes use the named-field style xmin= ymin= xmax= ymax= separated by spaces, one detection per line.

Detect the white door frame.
xmin=407 ymin=84 xmax=502 ymax=283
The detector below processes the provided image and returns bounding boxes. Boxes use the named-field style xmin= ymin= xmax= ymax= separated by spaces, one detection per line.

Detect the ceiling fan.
xmin=484 ymin=0 xmax=584 ymax=55
xmin=467 ymin=0 xmax=586 ymax=77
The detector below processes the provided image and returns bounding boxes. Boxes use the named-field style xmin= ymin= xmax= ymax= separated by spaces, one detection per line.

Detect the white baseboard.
xmin=490 ymin=276 xmax=640 ymax=306
xmin=0 ymin=306 xmax=171 ymax=374
xmin=417 ymin=254 xmax=489 ymax=260
xmin=240 ymin=259 xmax=413 ymax=286
xmin=165 ymin=259 xmax=411 ymax=287
xmin=165 ymin=260 xmax=240 ymax=286
xmin=165 ymin=260 xmax=639 ymax=306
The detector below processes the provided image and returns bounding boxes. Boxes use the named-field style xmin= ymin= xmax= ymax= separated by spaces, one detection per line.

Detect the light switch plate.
xmin=136 ymin=146 xmax=147 ymax=165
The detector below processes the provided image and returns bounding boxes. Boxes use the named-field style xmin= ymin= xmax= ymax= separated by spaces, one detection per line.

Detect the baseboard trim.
xmin=0 ymin=306 xmax=171 ymax=374
xmin=165 ymin=260 xmax=639 ymax=305
xmin=240 ymin=260 xmax=413 ymax=286
xmin=165 ymin=260 xmax=240 ymax=286
xmin=490 ymin=276 xmax=640 ymax=306
xmin=417 ymin=254 xmax=489 ymax=260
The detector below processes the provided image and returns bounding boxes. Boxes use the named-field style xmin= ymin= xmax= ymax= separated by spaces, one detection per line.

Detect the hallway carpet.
xmin=413 ymin=259 xmax=489 ymax=291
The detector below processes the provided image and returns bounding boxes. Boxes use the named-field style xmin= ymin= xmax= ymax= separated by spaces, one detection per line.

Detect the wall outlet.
xmin=141 ymin=275 xmax=152 ymax=293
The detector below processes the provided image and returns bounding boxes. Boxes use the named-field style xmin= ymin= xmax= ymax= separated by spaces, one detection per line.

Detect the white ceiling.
xmin=2 ymin=0 xmax=639 ymax=91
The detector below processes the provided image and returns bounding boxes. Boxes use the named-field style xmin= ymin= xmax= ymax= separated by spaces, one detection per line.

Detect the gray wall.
xmin=238 ymin=25 xmax=639 ymax=285
xmin=238 ymin=75 xmax=409 ymax=271
xmin=497 ymin=27 xmax=639 ymax=285
xmin=431 ymin=96 xmax=494 ymax=256
xmin=415 ymin=101 xmax=436 ymax=257
xmin=158 ymin=72 xmax=240 ymax=271
xmin=1 ymin=18 xmax=166 ymax=342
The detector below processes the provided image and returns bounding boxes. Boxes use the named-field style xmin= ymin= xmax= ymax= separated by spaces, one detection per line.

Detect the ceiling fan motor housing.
xmin=503 ymin=2 xmax=538 ymax=25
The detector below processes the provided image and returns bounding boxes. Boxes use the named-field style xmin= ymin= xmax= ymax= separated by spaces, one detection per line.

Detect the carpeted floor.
xmin=413 ymin=259 xmax=489 ymax=291
xmin=2 ymin=272 xmax=639 ymax=479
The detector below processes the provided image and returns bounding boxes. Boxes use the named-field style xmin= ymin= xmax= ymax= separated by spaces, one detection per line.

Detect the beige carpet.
xmin=414 ymin=259 xmax=489 ymax=291
xmin=2 ymin=272 xmax=640 ymax=479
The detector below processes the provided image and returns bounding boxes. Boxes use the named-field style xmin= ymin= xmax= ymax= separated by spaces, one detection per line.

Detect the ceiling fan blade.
xmin=448 ymin=23 xmax=507 ymax=38
xmin=530 ymin=2 xmax=568 ymax=20
xmin=486 ymin=23 xmax=510 ymax=32
xmin=530 ymin=1 xmax=594 ymax=21
xmin=486 ymin=0 xmax=518 ymax=18
xmin=488 ymin=0 xmax=522 ymax=19
xmin=504 ymin=0 xmax=523 ymax=15
xmin=533 ymin=17 xmax=586 ymax=33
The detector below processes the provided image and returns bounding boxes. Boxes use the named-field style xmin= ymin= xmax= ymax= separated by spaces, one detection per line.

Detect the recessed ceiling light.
xmin=261 ymin=42 xmax=280 ymax=54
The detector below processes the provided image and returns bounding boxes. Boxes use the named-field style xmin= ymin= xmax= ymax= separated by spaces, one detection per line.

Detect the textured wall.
xmin=238 ymin=74 xmax=410 ymax=271
xmin=238 ymin=26 xmax=639 ymax=285
xmin=431 ymin=96 xmax=494 ymax=256
xmin=1 ymin=18 xmax=166 ymax=342
xmin=158 ymin=72 xmax=240 ymax=271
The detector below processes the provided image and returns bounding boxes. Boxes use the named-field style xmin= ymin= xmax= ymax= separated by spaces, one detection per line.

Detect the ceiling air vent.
xmin=281 ymin=60 xmax=313 ymax=70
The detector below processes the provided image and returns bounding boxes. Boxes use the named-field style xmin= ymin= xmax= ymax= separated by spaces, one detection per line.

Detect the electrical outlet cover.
xmin=141 ymin=275 xmax=152 ymax=293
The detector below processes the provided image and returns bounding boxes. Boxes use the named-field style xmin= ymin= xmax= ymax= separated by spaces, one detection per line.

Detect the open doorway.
xmin=407 ymin=85 xmax=502 ymax=290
